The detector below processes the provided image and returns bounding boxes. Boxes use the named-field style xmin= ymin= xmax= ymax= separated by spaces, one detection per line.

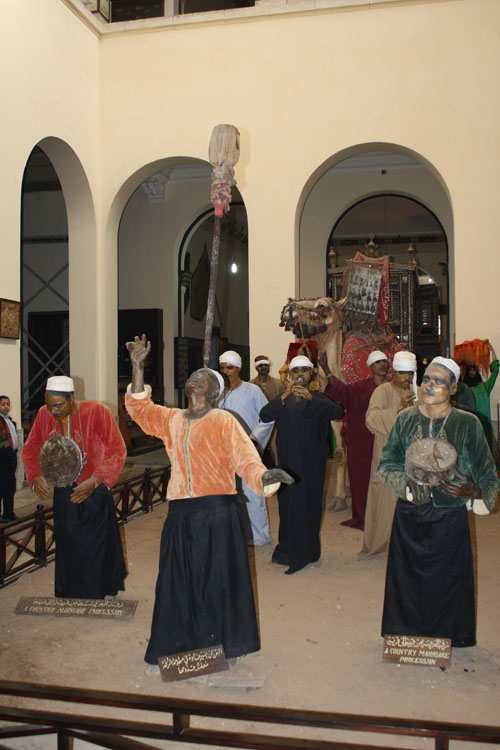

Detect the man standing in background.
xmin=0 ymin=395 xmax=18 ymax=523
xmin=358 ymin=350 xmax=420 ymax=559
xmin=319 ymin=350 xmax=388 ymax=531
xmin=219 ymin=350 xmax=274 ymax=545
xmin=250 ymin=355 xmax=285 ymax=401
xmin=250 ymin=355 xmax=284 ymax=467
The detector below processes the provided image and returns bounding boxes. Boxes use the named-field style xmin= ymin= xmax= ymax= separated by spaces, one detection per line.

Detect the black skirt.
xmin=272 ymin=481 xmax=323 ymax=574
xmin=382 ymin=499 xmax=475 ymax=648
xmin=53 ymin=484 xmax=127 ymax=599
xmin=145 ymin=494 xmax=260 ymax=664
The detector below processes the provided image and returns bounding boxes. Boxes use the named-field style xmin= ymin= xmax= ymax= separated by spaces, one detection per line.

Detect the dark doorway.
xmin=21 ymin=147 xmax=69 ymax=414
xmin=327 ymin=194 xmax=449 ymax=360
xmin=26 ymin=311 xmax=69 ymax=411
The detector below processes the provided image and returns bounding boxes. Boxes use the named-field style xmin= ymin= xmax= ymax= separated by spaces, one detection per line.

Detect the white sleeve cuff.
xmin=472 ymin=498 xmax=490 ymax=515
xmin=126 ymin=383 xmax=152 ymax=400
xmin=263 ymin=481 xmax=280 ymax=497
xmin=405 ymin=486 xmax=415 ymax=503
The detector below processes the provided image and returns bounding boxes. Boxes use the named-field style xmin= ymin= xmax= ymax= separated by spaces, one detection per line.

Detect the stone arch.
xmin=296 ymin=142 xmax=454 ymax=347
xmin=21 ymin=137 xmax=97 ymax=403
xmin=109 ymin=157 xmax=249 ymax=409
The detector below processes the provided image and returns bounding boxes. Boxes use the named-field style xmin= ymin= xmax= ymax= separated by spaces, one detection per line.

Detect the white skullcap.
xmin=366 ymin=350 xmax=388 ymax=367
xmin=289 ymin=355 xmax=314 ymax=370
xmin=207 ymin=368 xmax=225 ymax=398
xmin=46 ymin=376 xmax=74 ymax=392
xmin=393 ymin=351 xmax=417 ymax=372
xmin=219 ymin=350 xmax=242 ymax=368
xmin=254 ymin=356 xmax=271 ymax=367
xmin=429 ymin=357 xmax=461 ymax=383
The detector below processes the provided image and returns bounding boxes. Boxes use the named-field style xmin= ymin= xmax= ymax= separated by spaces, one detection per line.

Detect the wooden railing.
xmin=0 ymin=466 xmax=170 ymax=587
xmin=0 ymin=680 xmax=499 ymax=750
xmin=111 ymin=466 xmax=170 ymax=522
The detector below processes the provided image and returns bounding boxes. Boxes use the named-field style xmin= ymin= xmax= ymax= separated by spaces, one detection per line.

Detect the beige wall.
xmin=1 ymin=0 xmax=100 ymax=418
xmin=2 ymin=0 xmax=500 ymax=417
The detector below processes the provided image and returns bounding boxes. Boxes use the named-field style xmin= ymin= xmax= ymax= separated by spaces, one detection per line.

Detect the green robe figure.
xmin=464 ymin=358 xmax=499 ymax=452
xmin=379 ymin=357 xmax=498 ymax=648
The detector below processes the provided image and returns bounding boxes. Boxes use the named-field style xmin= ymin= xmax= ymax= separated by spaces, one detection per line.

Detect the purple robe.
xmin=324 ymin=377 xmax=377 ymax=530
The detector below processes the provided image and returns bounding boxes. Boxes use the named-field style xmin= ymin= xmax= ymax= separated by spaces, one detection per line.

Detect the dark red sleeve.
xmin=83 ymin=403 xmax=127 ymax=488
xmin=324 ymin=376 xmax=352 ymax=408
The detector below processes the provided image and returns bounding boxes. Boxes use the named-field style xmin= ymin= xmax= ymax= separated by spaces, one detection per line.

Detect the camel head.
xmin=280 ymin=296 xmax=346 ymax=338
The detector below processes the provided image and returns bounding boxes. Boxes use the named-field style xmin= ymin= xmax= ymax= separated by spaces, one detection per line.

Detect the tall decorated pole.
xmin=203 ymin=124 xmax=240 ymax=367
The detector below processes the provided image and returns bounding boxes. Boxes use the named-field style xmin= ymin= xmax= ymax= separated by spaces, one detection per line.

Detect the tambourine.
xmin=405 ymin=438 xmax=457 ymax=487
xmin=39 ymin=435 xmax=84 ymax=487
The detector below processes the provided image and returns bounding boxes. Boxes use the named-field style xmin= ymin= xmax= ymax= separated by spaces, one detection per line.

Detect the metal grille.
xmin=21 ymin=250 xmax=69 ymax=411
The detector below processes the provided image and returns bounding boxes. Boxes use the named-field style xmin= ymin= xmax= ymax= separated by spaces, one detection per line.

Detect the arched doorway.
xmin=327 ymin=193 xmax=449 ymax=364
xmin=20 ymin=137 xmax=97 ymax=413
xmin=117 ymin=160 xmax=249 ymax=421
xmin=176 ymin=202 xmax=249 ymax=406
xmin=298 ymin=146 xmax=453 ymax=362
xmin=21 ymin=147 xmax=69 ymax=413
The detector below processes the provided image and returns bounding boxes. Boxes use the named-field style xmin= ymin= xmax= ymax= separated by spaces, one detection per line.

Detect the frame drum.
xmin=405 ymin=438 xmax=457 ymax=486
xmin=39 ymin=435 xmax=83 ymax=487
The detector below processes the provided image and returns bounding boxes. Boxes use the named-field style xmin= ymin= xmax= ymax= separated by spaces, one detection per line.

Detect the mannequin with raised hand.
xmin=125 ymin=334 xmax=293 ymax=664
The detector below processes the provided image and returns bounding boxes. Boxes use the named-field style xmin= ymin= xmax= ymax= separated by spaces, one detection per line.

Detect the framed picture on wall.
xmin=0 ymin=299 xmax=20 ymax=339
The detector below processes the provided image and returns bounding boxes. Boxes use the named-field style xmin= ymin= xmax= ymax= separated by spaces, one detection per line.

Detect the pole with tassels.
xmin=203 ymin=124 xmax=240 ymax=367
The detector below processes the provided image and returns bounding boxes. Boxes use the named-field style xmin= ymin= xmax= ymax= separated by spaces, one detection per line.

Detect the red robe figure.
xmin=319 ymin=350 xmax=388 ymax=530
xmin=23 ymin=376 xmax=127 ymax=599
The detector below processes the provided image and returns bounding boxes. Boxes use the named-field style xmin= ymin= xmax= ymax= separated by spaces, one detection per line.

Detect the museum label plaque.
xmin=383 ymin=635 xmax=451 ymax=667
xmin=158 ymin=645 xmax=228 ymax=681
xmin=15 ymin=596 xmax=137 ymax=619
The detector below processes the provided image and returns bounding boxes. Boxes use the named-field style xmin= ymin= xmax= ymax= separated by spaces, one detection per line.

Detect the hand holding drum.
xmin=39 ymin=435 xmax=83 ymax=487
xmin=405 ymin=438 xmax=480 ymax=504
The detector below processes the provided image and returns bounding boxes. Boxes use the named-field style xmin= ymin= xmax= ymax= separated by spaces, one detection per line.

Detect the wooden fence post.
xmin=144 ymin=468 xmax=151 ymax=511
xmin=34 ymin=504 xmax=47 ymax=566
xmin=0 ymin=528 xmax=6 ymax=585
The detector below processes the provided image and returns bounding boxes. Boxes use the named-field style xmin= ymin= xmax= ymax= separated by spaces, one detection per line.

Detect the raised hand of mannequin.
xmin=126 ymin=334 xmax=151 ymax=393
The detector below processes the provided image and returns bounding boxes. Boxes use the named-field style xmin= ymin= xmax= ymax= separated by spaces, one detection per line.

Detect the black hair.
xmin=0 ymin=395 xmax=9 ymax=401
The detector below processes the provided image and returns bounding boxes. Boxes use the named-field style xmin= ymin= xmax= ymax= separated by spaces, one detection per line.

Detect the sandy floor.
xmin=1 ymin=456 xmax=499 ymax=749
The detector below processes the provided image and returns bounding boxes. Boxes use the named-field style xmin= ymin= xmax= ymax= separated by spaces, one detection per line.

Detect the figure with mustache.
xmin=379 ymin=356 xmax=498 ymax=646
xmin=260 ymin=355 xmax=343 ymax=575
xmin=358 ymin=350 xmax=420 ymax=560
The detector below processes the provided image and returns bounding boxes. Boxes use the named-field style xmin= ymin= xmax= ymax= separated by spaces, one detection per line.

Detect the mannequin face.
xmin=393 ymin=370 xmax=414 ymax=388
xmin=369 ymin=359 xmax=388 ymax=377
xmin=289 ymin=366 xmax=313 ymax=385
xmin=0 ymin=398 xmax=10 ymax=416
xmin=184 ymin=369 xmax=219 ymax=415
xmin=184 ymin=373 xmax=212 ymax=400
xmin=421 ymin=364 xmax=457 ymax=406
xmin=45 ymin=393 xmax=74 ymax=421
xmin=220 ymin=362 xmax=241 ymax=387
